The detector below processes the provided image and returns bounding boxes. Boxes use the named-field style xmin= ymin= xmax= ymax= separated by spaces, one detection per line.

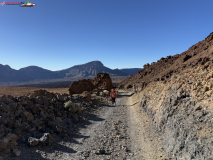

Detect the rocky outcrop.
xmin=92 ymin=73 xmax=113 ymax=92
xmin=69 ymin=79 xmax=94 ymax=95
xmin=138 ymin=61 xmax=213 ymax=159
xmin=69 ymin=73 xmax=113 ymax=95
xmin=28 ymin=133 xmax=53 ymax=147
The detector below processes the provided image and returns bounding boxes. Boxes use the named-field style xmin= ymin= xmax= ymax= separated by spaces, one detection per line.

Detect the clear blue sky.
xmin=1 ymin=0 xmax=213 ymax=71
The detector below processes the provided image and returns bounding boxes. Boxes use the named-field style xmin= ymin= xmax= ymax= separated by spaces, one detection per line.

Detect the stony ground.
xmin=4 ymin=90 xmax=175 ymax=160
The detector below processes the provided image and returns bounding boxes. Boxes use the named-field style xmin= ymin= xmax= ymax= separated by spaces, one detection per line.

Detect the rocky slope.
xmin=0 ymin=88 xmax=111 ymax=159
xmin=0 ymin=61 xmax=141 ymax=83
xmin=120 ymin=32 xmax=213 ymax=159
xmin=118 ymin=32 xmax=213 ymax=89
xmin=131 ymin=63 xmax=213 ymax=159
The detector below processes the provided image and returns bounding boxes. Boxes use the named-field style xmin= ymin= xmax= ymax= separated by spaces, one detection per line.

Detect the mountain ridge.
xmin=0 ymin=61 xmax=141 ymax=82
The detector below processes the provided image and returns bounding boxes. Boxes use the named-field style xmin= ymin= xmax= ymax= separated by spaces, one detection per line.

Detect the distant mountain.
xmin=0 ymin=64 xmax=28 ymax=82
xmin=19 ymin=66 xmax=60 ymax=80
xmin=0 ymin=61 xmax=142 ymax=82
xmin=59 ymin=61 xmax=127 ymax=77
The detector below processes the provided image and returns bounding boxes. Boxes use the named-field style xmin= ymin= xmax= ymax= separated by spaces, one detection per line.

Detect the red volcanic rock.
xmin=69 ymin=79 xmax=94 ymax=95
xmin=33 ymin=89 xmax=56 ymax=98
xmin=68 ymin=73 xmax=113 ymax=95
xmin=92 ymin=73 xmax=112 ymax=92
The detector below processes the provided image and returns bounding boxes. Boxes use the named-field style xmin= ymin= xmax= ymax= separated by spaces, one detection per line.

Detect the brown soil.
xmin=0 ymin=87 xmax=69 ymax=97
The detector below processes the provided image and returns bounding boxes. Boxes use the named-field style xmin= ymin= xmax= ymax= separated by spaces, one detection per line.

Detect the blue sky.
xmin=1 ymin=0 xmax=213 ymax=71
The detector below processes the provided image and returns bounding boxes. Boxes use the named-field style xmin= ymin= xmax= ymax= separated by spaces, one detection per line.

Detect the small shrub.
xmin=64 ymin=101 xmax=81 ymax=114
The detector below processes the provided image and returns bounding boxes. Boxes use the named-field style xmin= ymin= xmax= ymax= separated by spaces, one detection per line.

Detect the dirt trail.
xmin=9 ymin=90 xmax=173 ymax=160
xmin=124 ymin=91 xmax=173 ymax=160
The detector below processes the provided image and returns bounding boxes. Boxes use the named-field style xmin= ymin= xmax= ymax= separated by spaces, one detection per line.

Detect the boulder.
xmin=6 ymin=133 xmax=18 ymax=142
xmin=25 ymin=112 xmax=34 ymax=122
xmin=0 ymin=102 xmax=11 ymax=113
xmin=33 ymin=89 xmax=56 ymax=99
xmin=14 ymin=150 xmax=21 ymax=157
xmin=0 ymin=138 xmax=9 ymax=151
xmin=51 ymin=124 xmax=63 ymax=133
xmin=56 ymin=94 xmax=66 ymax=102
xmin=32 ymin=119 xmax=42 ymax=127
xmin=32 ymin=104 xmax=42 ymax=114
xmin=81 ymin=91 xmax=91 ymax=101
xmin=68 ymin=73 xmax=113 ymax=95
xmin=40 ymin=110 xmax=49 ymax=119
xmin=28 ymin=137 xmax=39 ymax=147
xmin=39 ymin=133 xmax=53 ymax=146
xmin=92 ymin=73 xmax=112 ymax=92
xmin=0 ymin=95 xmax=14 ymax=103
xmin=69 ymin=79 xmax=94 ymax=95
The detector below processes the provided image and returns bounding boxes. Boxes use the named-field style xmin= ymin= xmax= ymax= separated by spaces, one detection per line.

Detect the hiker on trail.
xmin=110 ymin=88 xmax=117 ymax=105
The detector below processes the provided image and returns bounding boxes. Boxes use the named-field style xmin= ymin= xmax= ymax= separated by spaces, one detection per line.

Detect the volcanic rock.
xmin=92 ymin=73 xmax=113 ymax=91
xmin=69 ymin=79 xmax=94 ymax=95
xmin=0 ymin=102 xmax=11 ymax=113
xmin=33 ymin=89 xmax=56 ymax=99
xmin=39 ymin=133 xmax=53 ymax=146
xmin=28 ymin=137 xmax=40 ymax=147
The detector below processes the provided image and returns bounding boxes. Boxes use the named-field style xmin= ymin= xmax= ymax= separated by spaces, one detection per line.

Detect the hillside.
xmin=118 ymin=32 xmax=213 ymax=89
xmin=117 ymin=32 xmax=213 ymax=159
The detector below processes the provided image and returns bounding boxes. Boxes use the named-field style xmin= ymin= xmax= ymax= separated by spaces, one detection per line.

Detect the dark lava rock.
xmin=28 ymin=137 xmax=40 ymax=147
xmin=39 ymin=133 xmax=53 ymax=146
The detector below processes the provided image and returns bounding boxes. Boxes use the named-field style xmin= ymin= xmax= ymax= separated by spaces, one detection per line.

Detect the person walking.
xmin=110 ymin=88 xmax=117 ymax=105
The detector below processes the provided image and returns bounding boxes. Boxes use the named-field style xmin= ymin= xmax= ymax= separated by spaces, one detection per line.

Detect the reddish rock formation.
xmin=69 ymin=73 xmax=113 ymax=95
xmin=92 ymin=73 xmax=112 ymax=92
xmin=69 ymin=79 xmax=94 ymax=95
xmin=32 ymin=89 xmax=56 ymax=98
xmin=118 ymin=32 xmax=213 ymax=89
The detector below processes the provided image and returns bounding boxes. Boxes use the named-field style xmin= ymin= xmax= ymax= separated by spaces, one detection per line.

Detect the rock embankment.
xmin=135 ymin=61 xmax=213 ymax=159
xmin=0 ymin=89 xmax=108 ymax=158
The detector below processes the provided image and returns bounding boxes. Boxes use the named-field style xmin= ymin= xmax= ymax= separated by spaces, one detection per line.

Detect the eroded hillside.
xmin=130 ymin=60 xmax=213 ymax=159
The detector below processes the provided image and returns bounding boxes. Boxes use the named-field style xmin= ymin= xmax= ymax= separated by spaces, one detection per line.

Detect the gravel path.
xmin=7 ymin=90 xmax=174 ymax=160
